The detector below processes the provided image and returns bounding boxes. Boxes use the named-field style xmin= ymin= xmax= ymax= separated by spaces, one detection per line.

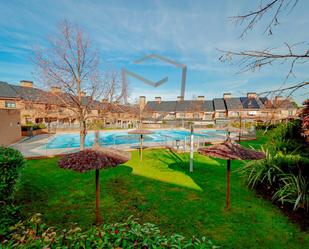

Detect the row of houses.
xmin=0 ymin=80 xmax=139 ymax=129
xmin=140 ymin=93 xmax=298 ymax=126
xmin=0 ymin=80 xmax=299 ymax=132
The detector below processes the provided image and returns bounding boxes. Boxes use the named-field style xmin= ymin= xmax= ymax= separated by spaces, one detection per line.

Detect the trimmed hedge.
xmin=0 ymin=147 xmax=24 ymax=203
xmin=2 ymin=214 xmax=219 ymax=248
xmin=21 ymin=124 xmax=46 ymax=132
xmin=0 ymin=147 xmax=24 ymax=239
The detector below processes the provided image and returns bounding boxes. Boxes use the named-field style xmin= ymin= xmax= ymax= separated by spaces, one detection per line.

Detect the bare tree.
xmin=103 ymin=69 xmax=130 ymax=104
xmin=34 ymin=20 xmax=104 ymax=150
xmin=220 ymin=0 xmax=308 ymax=99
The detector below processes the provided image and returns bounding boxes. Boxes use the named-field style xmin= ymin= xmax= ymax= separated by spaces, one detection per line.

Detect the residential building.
xmin=141 ymin=92 xmax=299 ymax=126
xmin=0 ymin=81 xmax=139 ymax=129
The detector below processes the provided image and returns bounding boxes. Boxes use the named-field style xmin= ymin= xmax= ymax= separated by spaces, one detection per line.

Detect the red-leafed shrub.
xmin=301 ymin=99 xmax=309 ymax=139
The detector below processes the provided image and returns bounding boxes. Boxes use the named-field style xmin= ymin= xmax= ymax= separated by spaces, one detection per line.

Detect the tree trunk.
xmin=80 ymin=120 xmax=86 ymax=150
xmin=94 ymin=130 xmax=99 ymax=146
xmin=226 ymin=159 xmax=231 ymax=210
xmin=47 ymin=121 xmax=51 ymax=134
xmin=95 ymin=169 xmax=101 ymax=225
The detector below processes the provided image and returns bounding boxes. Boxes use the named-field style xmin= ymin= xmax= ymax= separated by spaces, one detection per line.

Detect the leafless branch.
xmin=33 ymin=20 xmax=105 ymax=149
xmin=231 ymin=0 xmax=299 ymax=37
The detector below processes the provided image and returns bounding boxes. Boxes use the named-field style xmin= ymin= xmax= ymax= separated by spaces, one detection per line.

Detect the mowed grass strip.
xmin=16 ymin=136 xmax=309 ymax=248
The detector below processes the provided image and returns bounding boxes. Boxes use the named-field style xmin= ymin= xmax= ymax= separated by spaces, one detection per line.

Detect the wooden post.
xmin=226 ymin=159 xmax=231 ymax=210
xmin=140 ymin=134 xmax=143 ymax=161
xmin=95 ymin=169 xmax=101 ymax=225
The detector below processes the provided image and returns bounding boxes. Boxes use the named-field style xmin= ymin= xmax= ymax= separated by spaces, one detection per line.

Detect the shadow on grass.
xmin=14 ymin=150 xmax=309 ymax=249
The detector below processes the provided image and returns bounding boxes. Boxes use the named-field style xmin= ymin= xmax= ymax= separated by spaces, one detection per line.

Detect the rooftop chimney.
xmin=139 ymin=96 xmax=146 ymax=111
xmin=155 ymin=96 xmax=161 ymax=104
xmin=80 ymin=91 xmax=86 ymax=97
xmin=101 ymin=98 xmax=109 ymax=103
xmin=247 ymin=92 xmax=257 ymax=99
xmin=177 ymin=96 xmax=184 ymax=102
xmin=198 ymin=96 xmax=204 ymax=101
xmin=223 ymin=93 xmax=231 ymax=99
xmin=20 ymin=80 xmax=33 ymax=88
xmin=50 ymin=86 xmax=61 ymax=93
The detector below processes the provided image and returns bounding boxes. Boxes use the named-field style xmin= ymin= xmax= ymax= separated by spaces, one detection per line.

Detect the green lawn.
xmin=16 ymin=136 xmax=309 ymax=248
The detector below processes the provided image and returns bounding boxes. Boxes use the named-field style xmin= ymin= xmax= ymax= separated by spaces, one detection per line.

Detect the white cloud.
xmin=0 ymin=0 xmax=308 ymax=103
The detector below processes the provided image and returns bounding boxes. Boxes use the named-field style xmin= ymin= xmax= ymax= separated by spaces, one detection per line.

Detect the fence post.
xmin=197 ymin=136 xmax=200 ymax=149
xmin=189 ymin=124 xmax=194 ymax=172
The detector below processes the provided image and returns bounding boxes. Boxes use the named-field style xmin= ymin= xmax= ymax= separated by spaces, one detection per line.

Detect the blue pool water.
xmin=45 ymin=129 xmax=227 ymax=149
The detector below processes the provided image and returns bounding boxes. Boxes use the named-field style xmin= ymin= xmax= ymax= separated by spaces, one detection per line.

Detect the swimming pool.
xmin=45 ymin=129 xmax=227 ymax=149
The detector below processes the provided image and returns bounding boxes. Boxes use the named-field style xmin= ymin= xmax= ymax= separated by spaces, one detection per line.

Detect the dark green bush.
xmin=0 ymin=147 xmax=24 ymax=239
xmin=87 ymin=120 xmax=105 ymax=130
xmin=256 ymin=122 xmax=278 ymax=131
xmin=230 ymin=121 xmax=252 ymax=129
xmin=21 ymin=124 xmax=46 ymax=131
xmin=2 ymin=214 xmax=219 ymax=248
xmin=269 ymin=120 xmax=308 ymax=155
xmin=240 ymin=151 xmax=309 ymax=212
xmin=0 ymin=147 xmax=24 ymax=203
xmin=37 ymin=123 xmax=46 ymax=129
xmin=273 ymin=172 xmax=309 ymax=211
xmin=240 ymin=121 xmax=309 ymax=212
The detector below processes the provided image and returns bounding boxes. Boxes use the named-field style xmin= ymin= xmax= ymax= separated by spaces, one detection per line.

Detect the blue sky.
xmin=0 ymin=0 xmax=308 ymax=103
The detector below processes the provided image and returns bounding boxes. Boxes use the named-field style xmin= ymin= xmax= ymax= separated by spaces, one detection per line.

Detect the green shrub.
xmin=2 ymin=214 xmax=219 ymax=248
xmin=240 ymin=148 xmax=309 ymax=212
xmin=87 ymin=120 xmax=105 ymax=130
xmin=273 ymin=172 xmax=309 ymax=211
xmin=269 ymin=120 xmax=308 ymax=155
xmin=0 ymin=204 xmax=21 ymax=239
xmin=21 ymin=124 xmax=46 ymax=131
xmin=230 ymin=121 xmax=252 ymax=129
xmin=36 ymin=123 xmax=46 ymax=129
xmin=0 ymin=147 xmax=24 ymax=203
xmin=238 ymin=148 xmax=283 ymax=189
xmin=256 ymin=122 xmax=278 ymax=131
xmin=0 ymin=147 xmax=24 ymax=239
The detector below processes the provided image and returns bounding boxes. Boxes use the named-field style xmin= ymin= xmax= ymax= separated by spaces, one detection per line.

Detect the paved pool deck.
xmin=11 ymin=128 xmax=239 ymax=158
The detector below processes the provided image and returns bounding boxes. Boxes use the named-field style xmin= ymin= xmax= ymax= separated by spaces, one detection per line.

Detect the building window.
xmin=229 ymin=111 xmax=239 ymax=117
xmin=204 ymin=113 xmax=212 ymax=120
xmin=193 ymin=113 xmax=199 ymax=119
xmin=248 ymin=111 xmax=257 ymax=116
xmin=218 ymin=112 xmax=226 ymax=118
xmin=178 ymin=113 xmax=185 ymax=118
xmin=165 ymin=112 xmax=176 ymax=120
xmin=288 ymin=110 xmax=293 ymax=116
xmin=5 ymin=101 xmax=16 ymax=108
